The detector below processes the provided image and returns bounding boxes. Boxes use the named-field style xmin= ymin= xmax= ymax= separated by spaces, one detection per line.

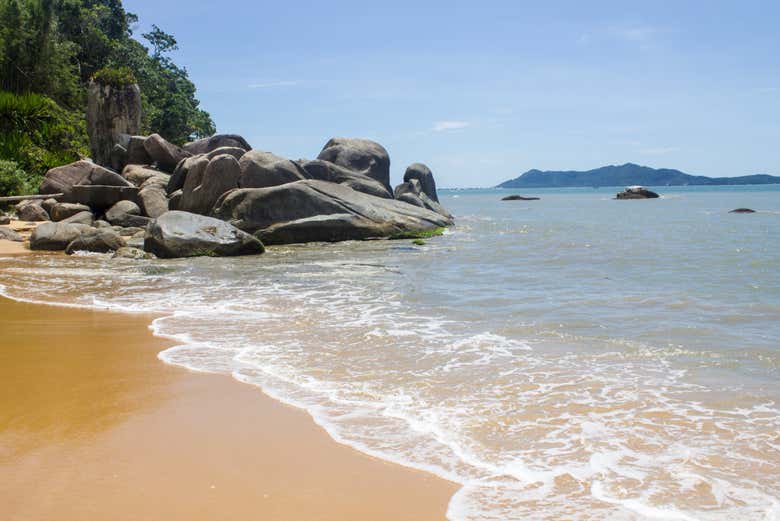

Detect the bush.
xmin=0 ymin=160 xmax=35 ymax=197
xmin=91 ymin=67 xmax=137 ymax=87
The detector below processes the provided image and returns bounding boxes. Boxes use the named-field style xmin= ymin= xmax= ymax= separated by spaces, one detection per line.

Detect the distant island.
xmin=497 ymin=163 xmax=780 ymax=188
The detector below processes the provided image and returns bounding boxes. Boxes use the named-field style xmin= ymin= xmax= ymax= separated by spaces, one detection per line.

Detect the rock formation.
xmin=86 ymin=81 xmax=142 ymax=167
xmin=615 ymin=186 xmax=660 ymax=199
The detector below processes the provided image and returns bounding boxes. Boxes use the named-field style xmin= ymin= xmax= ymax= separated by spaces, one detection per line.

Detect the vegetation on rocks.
xmin=0 ymin=0 xmax=215 ymax=195
xmin=390 ymin=227 xmax=446 ymax=240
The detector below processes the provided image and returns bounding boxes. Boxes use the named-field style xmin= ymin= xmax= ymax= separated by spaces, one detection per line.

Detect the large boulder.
xmin=40 ymin=160 xmax=131 ymax=201
xmin=122 ymin=164 xmax=169 ymax=187
xmin=183 ymin=134 xmax=252 ymax=155
xmin=60 ymin=210 xmax=95 ymax=226
xmin=143 ymin=134 xmax=190 ymax=173
xmin=86 ymin=81 xmax=141 ymax=167
xmin=316 ymin=138 xmax=391 ymax=191
xmin=205 ymin=146 xmax=247 ymax=161
xmin=65 ymin=229 xmax=126 ymax=255
xmin=29 ymin=222 xmax=91 ymax=251
xmin=50 ymin=203 xmax=91 ymax=222
xmin=105 ymin=200 xmax=150 ymax=228
xmin=138 ymin=185 xmax=169 ymax=218
xmin=144 ymin=211 xmax=265 ymax=258
xmin=403 ymin=163 xmax=439 ymax=202
xmin=125 ymin=135 xmax=151 ymax=165
xmin=299 ymin=159 xmax=392 ymax=199
xmin=394 ymin=179 xmax=452 ymax=218
xmin=213 ymin=179 xmax=452 ymax=245
xmin=181 ymin=154 xmax=241 ymax=215
xmin=238 ymin=150 xmax=307 ymax=189
xmin=69 ymin=185 xmax=139 ymax=210
xmin=15 ymin=200 xmax=49 ymax=222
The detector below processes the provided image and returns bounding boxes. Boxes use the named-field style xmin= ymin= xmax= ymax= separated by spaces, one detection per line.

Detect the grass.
xmin=412 ymin=239 xmax=426 ymax=246
xmin=389 ymin=227 xmax=446 ymax=240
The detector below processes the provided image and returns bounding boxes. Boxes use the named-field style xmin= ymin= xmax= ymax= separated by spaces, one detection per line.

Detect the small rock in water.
xmin=501 ymin=195 xmax=540 ymax=201
xmin=729 ymin=208 xmax=756 ymax=213
xmin=615 ymin=186 xmax=659 ymax=199
xmin=112 ymin=246 xmax=156 ymax=260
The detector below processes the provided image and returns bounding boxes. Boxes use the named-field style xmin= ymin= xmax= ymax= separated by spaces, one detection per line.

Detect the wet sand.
xmin=0 ymin=296 xmax=456 ymax=520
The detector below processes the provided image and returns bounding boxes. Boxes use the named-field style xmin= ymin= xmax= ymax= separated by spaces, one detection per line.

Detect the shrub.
xmin=91 ymin=67 xmax=137 ymax=87
xmin=0 ymin=160 xmax=35 ymax=197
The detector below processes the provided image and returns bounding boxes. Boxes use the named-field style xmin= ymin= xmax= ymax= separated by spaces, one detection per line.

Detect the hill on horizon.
xmin=497 ymin=163 xmax=780 ymax=188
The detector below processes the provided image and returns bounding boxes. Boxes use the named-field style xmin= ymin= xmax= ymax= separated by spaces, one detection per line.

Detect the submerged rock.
xmin=144 ymin=211 xmax=265 ymax=258
xmin=729 ymin=208 xmax=756 ymax=213
xmin=112 ymin=246 xmax=156 ymax=260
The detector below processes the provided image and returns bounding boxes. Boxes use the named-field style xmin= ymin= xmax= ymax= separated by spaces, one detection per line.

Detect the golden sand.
xmin=0 ymin=297 xmax=456 ymax=520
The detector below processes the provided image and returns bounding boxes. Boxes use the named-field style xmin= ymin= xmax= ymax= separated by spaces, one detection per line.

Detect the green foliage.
xmin=412 ymin=239 xmax=426 ymax=246
xmin=0 ymin=0 xmax=215 ymax=148
xmin=0 ymin=159 xmax=36 ymax=196
xmin=91 ymin=66 xmax=136 ymax=87
xmin=0 ymin=90 xmax=88 ymax=190
xmin=390 ymin=227 xmax=446 ymax=240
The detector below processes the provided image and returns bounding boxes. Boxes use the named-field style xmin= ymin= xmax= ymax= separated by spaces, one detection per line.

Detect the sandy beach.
xmin=0 ymin=295 xmax=456 ymax=521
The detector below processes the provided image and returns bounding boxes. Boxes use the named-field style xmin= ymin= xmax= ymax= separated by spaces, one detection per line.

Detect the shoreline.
xmin=0 ymin=294 xmax=457 ymax=520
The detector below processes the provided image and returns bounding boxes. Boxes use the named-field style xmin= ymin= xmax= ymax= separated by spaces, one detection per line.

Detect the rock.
xmin=180 ymin=156 xmax=210 ymax=198
xmin=394 ymin=179 xmax=452 ymax=218
xmin=0 ymin=226 xmax=23 ymax=242
xmin=167 ymin=155 xmax=199 ymax=195
xmin=105 ymin=200 xmax=149 ymax=227
xmin=729 ymin=208 xmax=756 ymax=213
xmin=40 ymin=160 xmax=133 ymax=201
xmin=50 ymin=203 xmax=91 ymax=222
xmin=94 ymin=220 xmax=112 ymax=229
xmin=213 ymin=179 xmax=453 ymax=245
xmin=238 ymin=150 xmax=307 ymax=189
xmin=180 ymin=154 xmax=241 ymax=215
xmin=110 ymin=144 xmax=127 ymax=173
xmin=69 ymin=185 xmax=139 ymax=210
xmin=501 ymin=195 xmax=540 ymax=201
xmin=138 ymin=185 xmax=169 ymax=218
xmin=300 ymin=159 xmax=393 ymax=199
xmin=316 ymin=137 xmax=391 ymax=191
xmin=125 ymin=135 xmax=152 ymax=165
xmin=143 ymin=133 xmax=190 ymax=173
xmin=183 ymin=134 xmax=251 ymax=155
xmin=122 ymin=164 xmax=169 ymax=187
xmin=144 ymin=211 xmax=265 ymax=258
xmin=15 ymin=200 xmax=49 ymax=222
xmin=65 ymin=229 xmax=126 ymax=254
xmin=168 ymin=189 xmax=183 ymax=211
xmin=0 ymin=214 xmax=10 ymax=225
xmin=29 ymin=222 xmax=88 ymax=251
xmin=616 ymin=186 xmax=659 ymax=199
xmin=41 ymin=198 xmax=59 ymax=215
xmin=86 ymin=81 xmax=142 ymax=167
xmin=403 ymin=163 xmax=439 ymax=202
xmin=117 ymin=226 xmax=144 ymax=237
xmin=61 ymin=211 xmax=95 ymax=226
xmin=125 ymin=236 xmax=145 ymax=249
xmin=205 ymin=146 xmax=248 ymax=161
xmin=112 ymin=246 xmax=155 ymax=260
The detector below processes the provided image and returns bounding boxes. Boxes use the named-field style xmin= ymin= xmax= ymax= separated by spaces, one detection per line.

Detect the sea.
xmin=1 ymin=185 xmax=779 ymax=520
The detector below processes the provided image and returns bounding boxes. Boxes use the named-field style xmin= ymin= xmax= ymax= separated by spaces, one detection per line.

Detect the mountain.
xmin=496 ymin=163 xmax=780 ymax=188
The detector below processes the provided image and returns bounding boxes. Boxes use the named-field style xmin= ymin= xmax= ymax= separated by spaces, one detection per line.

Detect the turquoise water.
xmin=1 ymin=185 xmax=778 ymax=520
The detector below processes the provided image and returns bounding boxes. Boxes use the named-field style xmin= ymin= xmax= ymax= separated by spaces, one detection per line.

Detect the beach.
xmin=0 ymin=295 xmax=456 ymax=521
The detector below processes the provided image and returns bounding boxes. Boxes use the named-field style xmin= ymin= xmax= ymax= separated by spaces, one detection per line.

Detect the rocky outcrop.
xmin=143 ymin=134 xmax=190 ymax=173
xmin=125 ymin=135 xmax=151 ymax=165
xmin=144 ymin=211 xmax=265 ymax=258
xmin=122 ymin=164 xmax=169 ymax=187
xmin=40 ymin=160 xmax=134 ymax=201
xmin=69 ymin=185 xmax=139 ymax=210
xmin=403 ymin=163 xmax=439 ymax=202
xmin=501 ymin=195 xmax=540 ymax=201
xmin=616 ymin=186 xmax=660 ymax=199
xmin=181 ymin=154 xmax=241 ymax=215
xmin=394 ymin=178 xmax=452 ymax=219
xmin=105 ymin=200 xmax=150 ymax=228
xmin=86 ymin=81 xmax=142 ymax=167
xmin=316 ymin=138 xmax=391 ymax=191
xmin=183 ymin=134 xmax=252 ymax=155
xmin=15 ymin=200 xmax=49 ymax=221
xmin=60 ymin=211 xmax=95 ymax=226
xmin=213 ymin=179 xmax=452 ymax=245
xmin=65 ymin=229 xmax=126 ymax=254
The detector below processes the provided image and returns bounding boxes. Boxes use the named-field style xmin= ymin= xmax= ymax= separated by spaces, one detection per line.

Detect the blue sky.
xmin=124 ymin=0 xmax=779 ymax=187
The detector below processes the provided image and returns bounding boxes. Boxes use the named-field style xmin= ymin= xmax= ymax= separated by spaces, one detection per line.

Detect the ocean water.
xmin=1 ymin=185 xmax=779 ymax=520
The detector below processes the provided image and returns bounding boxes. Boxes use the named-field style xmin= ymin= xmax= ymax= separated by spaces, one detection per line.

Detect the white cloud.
xmin=433 ymin=120 xmax=470 ymax=132
xmin=248 ymin=80 xmax=301 ymax=89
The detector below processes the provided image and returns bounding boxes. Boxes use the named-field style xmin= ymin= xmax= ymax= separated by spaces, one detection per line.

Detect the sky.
xmin=124 ymin=0 xmax=780 ymax=188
